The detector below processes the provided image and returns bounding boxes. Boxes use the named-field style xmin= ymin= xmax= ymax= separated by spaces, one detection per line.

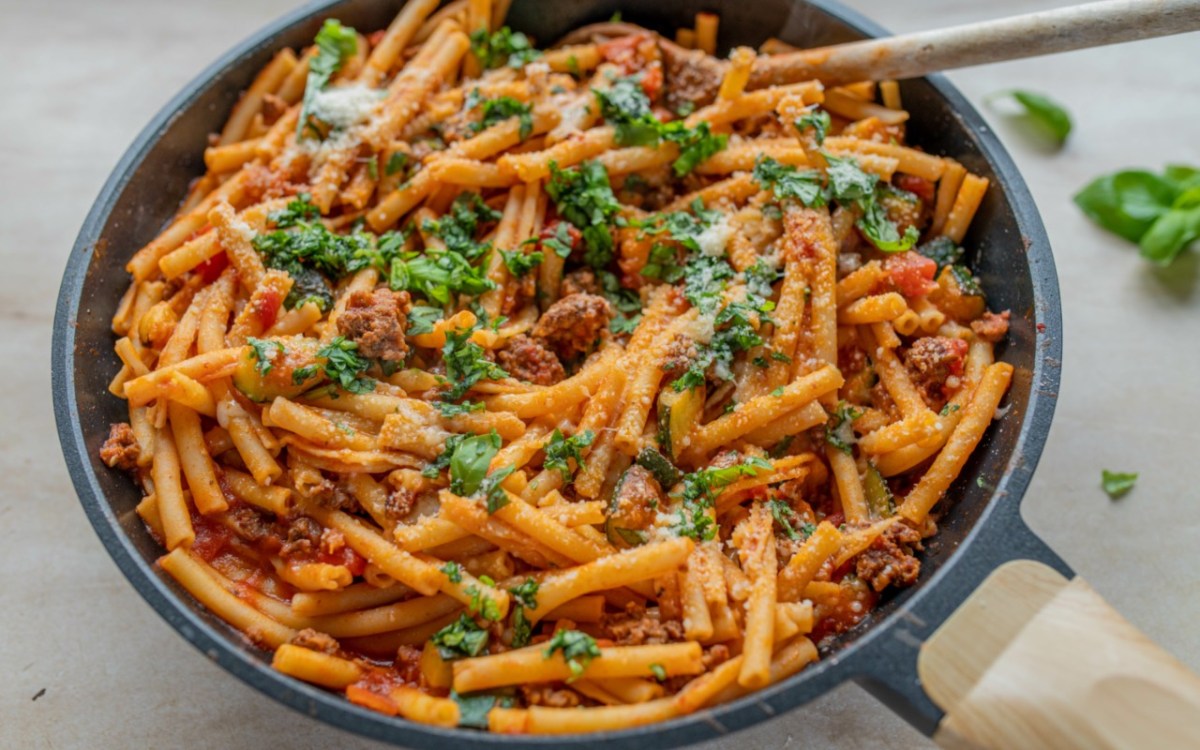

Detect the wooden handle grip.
xmin=919 ymin=561 xmax=1200 ymax=750
xmin=750 ymin=0 xmax=1200 ymax=86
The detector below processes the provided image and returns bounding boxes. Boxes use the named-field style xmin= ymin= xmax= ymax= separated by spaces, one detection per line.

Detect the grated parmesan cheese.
xmin=306 ymin=83 xmax=383 ymax=132
xmin=695 ymin=215 xmax=734 ymax=257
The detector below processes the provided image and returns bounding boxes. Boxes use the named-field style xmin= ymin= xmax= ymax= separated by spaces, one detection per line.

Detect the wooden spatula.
xmin=751 ymin=0 xmax=1200 ymax=86
xmin=919 ymin=560 xmax=1200 ymax=750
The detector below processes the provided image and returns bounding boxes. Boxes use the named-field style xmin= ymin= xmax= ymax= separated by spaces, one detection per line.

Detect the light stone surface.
xmin=1 ymin=0 xmax=1196 ymax=748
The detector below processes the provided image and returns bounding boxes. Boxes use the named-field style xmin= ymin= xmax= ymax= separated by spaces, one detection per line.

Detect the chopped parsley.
xmin=542 ymin=429 xmax=595 ymax=480
xmin=292 ymin=364 xmax=318 ymax=385
xmin=431 ymin=613 xmax=490 ymax=659
xmin=824 ymin=401 xmax=863 ymax=455
xmin=297 ymin=19 xmax=358 ymax=139
xmin=794 ymin=108 xmax=831 ymax=144
xmin=649 ymin=663 xmax=667 ymax=681
xmin=543 ymin=629 xmax=601 ymax=680
xmin=406 ymin=305 xmax=443 ymax=336
xmin=825 ymin=154 xmax=919 ymax=252
xmin=435 ymin=401 xmax=486 ymax=417
xmin=246 ymin=337 xmax=283 ymax=376
xmin=467 ymin=585 xmax=502 ymax=622
xmin=468 ymin=92 xmax=533 ymax=140
xmin=940 ymin=403 xmax=961 ymax=416
xmin=672 ymin=259 xmax=775 ymax=391
xmin=500 ymin=248 xmax=544 ymax=277
xmin=421 ymin=192 xmax=501 ymax=261
xmin=470 ymin=26 xmax=542 ymax=69
xmin=508 ymin=577 xmax=539 ymax=648
xmin=440 ymin=561 xmax=464 ymax=583
xmin=673 ymin=456 xmax=772 ymax=540
xmin=546 ymin=160 xmax=621 ymax=268
xmin=753 ymin=157 xmax=826 ymax=207
xmin=442 ymin=325 xmax=509 ymax=401
xmin=254 ymin=194 xmax=407 ymax=282
xmin=917 ymin=236 xmax=966 ymax=272
xmin=385 ymin=151 xmax=409 ymax=176
xmin=768 ymin=499 xmax=803 ymax=540
xmin=1101 ymin=469 xmax=1138 ymax=499
xmin=593 ymin=76 xmax=727 ymax=175
xmin=317 ymin=337 xmax=374 ymax=394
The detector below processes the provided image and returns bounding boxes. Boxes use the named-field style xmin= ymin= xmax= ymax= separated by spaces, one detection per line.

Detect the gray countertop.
xmin=3 ymin=0 xmax=1197 ymax=747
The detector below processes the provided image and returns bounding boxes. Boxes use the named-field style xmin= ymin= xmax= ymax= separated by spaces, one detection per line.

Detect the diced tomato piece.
xmin=190 ymin=515 xmax=232 ymax=562
xmin=896 ymin=174 xmax=936 ymax=203
xmin=884 ymin=251 xmax=938 ymax=298
xmin=252 ymin=287 xmax=283 ymax=330
xmin=640 ymin=64 xmax=663 ymax=100
xmin=194 ymin=251 xmax=229 ymax=283
xmin=319 ymin=545 xmax=368 ymax=576
xmin=599 ymin=35 xmax=644 ymax=73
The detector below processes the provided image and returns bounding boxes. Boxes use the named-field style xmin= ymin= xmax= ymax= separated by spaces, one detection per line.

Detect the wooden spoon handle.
xmin=750 ymin=0 xmax=1200 ymax=87
xmin=918 ymin=560 xmax=1200 ymax=750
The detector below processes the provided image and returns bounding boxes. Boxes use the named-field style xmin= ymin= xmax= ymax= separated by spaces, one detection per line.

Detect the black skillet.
xmin=52 ymin=0 xmax=1069 ymax=747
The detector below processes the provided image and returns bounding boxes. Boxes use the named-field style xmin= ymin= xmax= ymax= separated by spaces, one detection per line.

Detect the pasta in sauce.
xmin=99 ymin=0 xmax=1014 ymax=734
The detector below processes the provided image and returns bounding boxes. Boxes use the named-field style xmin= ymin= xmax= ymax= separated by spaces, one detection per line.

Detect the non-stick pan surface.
xmin=52 ymin=1 xmax=1065 ymax=746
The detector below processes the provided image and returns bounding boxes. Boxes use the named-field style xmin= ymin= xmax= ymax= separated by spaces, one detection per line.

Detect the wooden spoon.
xmin=751 ymin=0 xmax=1200 ymax=86
xmin=558 ymin=0 xmax=1200 ymax=86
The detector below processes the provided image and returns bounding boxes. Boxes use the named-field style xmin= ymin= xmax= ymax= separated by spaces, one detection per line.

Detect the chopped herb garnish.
xmin=673 ymin=457 xmax=772 ymax=540
xmin=649 ymin=663 xmax=667 ymax=681
xmin=546 ymin=160 xmax=621 ymax=268
xmin=508 ymin=577 xmax=539 ymax=648
xmin=246 ymin=337 xmax=283 ymax=376
xmin=435 ymin=400 xmax=486 ymax=417
xmin=543 ymin=629 xmax=601 ymax=680
xmin=467 ymin=585 xmax=502 ymax=622
xmin=385 ymin=151 xmax=409 ymax=176
xmin=469 ymin=93 xmax=534 ymax=140
xmin=768 ymin=499 xmax=803 ymax=540
xmin=753 ymin=156 xmax=826 ymax=207
xmin=470 ymin=26 xmax=542 ymax=69
xmin=442 ymin=325 xmax=509 ymax=401
xmin=316 ymin=337 xmax=374 ymax=394
xmin=297 ymin=19 xmax=358 ymax=139
xmin=432 ymin=613 xmax=490 ymax=659
xmin=406 ymin=305 xmax=443 ymax=336
xmin=794 ymin=108 xmax=831 ymax=144
xmin=542 ymin=429 xmax=595 ymax=480
xmin=500 ymin=248 xmax=544 ymax=277
xmin=824 ymin=401 xmax=863 ymax=455
xmin=441 ymin=561 xmax=464 ymax=583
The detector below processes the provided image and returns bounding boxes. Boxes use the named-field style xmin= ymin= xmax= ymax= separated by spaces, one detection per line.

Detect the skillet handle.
xmin=919 ymin=560 xmax=1200 ymax=750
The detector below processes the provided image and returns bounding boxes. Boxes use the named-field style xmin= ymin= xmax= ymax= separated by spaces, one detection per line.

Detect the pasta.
xmin=97 ymin=4 xmax=1015 ymax=735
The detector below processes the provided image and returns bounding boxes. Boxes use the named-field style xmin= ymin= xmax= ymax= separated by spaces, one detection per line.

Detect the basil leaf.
xmin=1073 ymin=170 xmax=1177 ymax=243
xmin=994 ymin=89 xmax=1072 ymax=144
xmin=449 ymin=431 xmax=502 ymax=496
xmin=1101 ymin=469 xmax=1137 ymax=499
